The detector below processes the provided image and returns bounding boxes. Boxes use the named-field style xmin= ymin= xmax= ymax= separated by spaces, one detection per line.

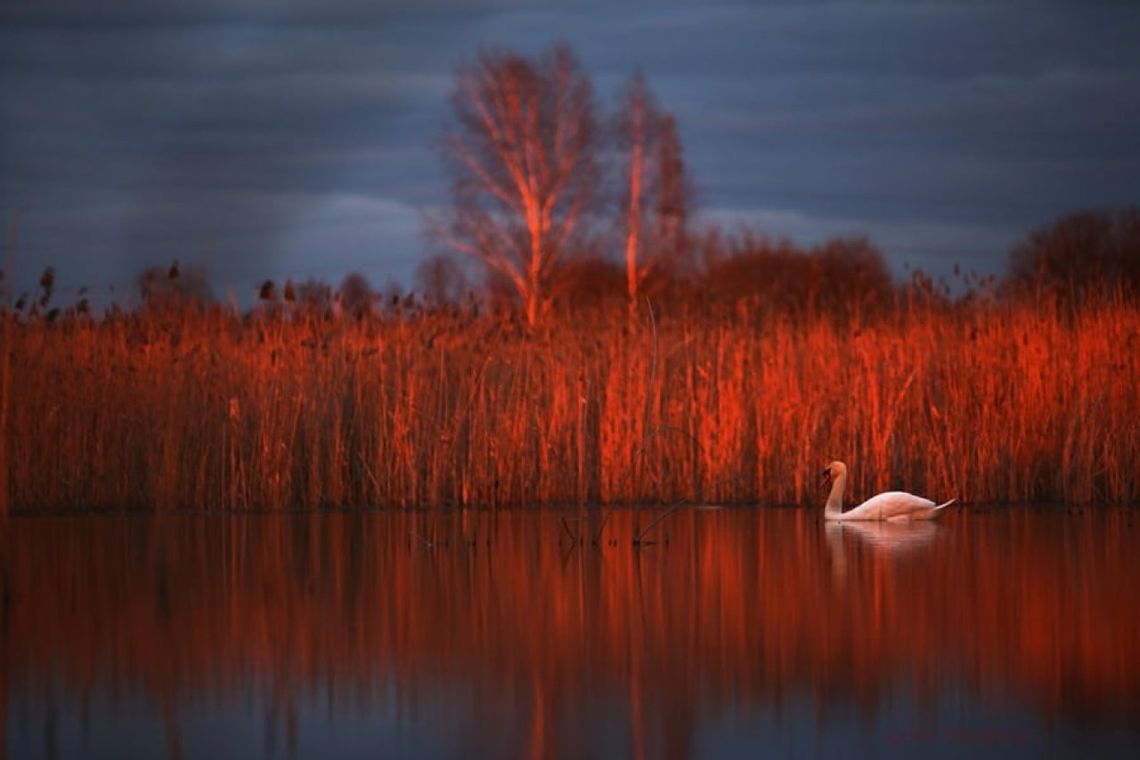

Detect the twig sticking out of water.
xmin=633 ymin=499 xmax=686 ymax=547
xmin=593 ymin=424 xmax=707 ymax=544
xmin=591 ymin=510 xmax=612 ymax=545
xmin=560 ymin=515 xmax=583 ymax=545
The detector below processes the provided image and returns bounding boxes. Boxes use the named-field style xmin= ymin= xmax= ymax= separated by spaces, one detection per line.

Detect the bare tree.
xmin=616 ymin=73 xmax=691 ymax=318
xmin=415 ymin=254 xmax=469 ymax=308
xmin=436 ymin=43 xmax=599 ymax=325
xmin=1005 ymin=207 xmax=1140 ymax=304
xmin=339 ymin=272 xmax=376 ymax=317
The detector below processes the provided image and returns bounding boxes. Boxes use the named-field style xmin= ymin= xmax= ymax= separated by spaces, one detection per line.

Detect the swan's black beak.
xmin=820 ymin=466 xmax=832 ymax=488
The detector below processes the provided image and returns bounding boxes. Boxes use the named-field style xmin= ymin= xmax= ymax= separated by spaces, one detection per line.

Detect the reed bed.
xmin=2 ymin=293 xmax=1138 ymax=511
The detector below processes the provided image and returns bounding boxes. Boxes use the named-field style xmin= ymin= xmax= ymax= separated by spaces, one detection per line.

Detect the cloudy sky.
xmin=2 ymin=0 xmax=1138 ymax=304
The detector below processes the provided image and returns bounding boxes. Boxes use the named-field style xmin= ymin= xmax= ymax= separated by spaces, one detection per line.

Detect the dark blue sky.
xmin=3 ymin=0 xmax=1139 ymax=304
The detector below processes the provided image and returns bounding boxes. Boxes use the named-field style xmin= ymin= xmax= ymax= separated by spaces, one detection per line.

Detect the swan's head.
xmin=821 ymin=460 xmax=847 ymax=486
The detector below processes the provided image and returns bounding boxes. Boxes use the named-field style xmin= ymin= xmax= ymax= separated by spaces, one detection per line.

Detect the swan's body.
xmin=822 ymin=461 xmax=956 ymax=521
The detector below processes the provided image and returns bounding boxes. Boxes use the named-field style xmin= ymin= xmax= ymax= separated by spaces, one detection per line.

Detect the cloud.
xmin=2 ymin=0 xmax=1138 ymax=300
xmin=1 ymin=3 xmax=461 ymax=297
xmin=275 ymin=192 xmax=427 ymax=286
xmin=699 ymin=205 xmax=1020 ymax=277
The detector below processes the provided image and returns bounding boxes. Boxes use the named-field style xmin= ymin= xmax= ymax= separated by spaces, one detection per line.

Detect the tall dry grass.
xmin=2 ymin=292 xmax=1138 ymax=510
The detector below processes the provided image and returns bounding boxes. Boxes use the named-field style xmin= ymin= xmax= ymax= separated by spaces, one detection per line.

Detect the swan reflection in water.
xmin=826 ymin=519 xmax=944 ymax=584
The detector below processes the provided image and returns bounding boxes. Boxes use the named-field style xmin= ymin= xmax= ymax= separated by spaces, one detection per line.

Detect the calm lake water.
xmin=4 ymin=507 xmax=1140 ymax=759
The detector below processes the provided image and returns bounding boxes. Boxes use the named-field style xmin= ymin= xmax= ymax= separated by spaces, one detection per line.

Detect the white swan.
xmin=821 ymin=461 xmax=956 ymax=521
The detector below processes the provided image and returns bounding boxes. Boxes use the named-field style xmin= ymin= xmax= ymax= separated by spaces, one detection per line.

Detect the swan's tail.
xmin=933 ymin=498 xmax=958 ymax=511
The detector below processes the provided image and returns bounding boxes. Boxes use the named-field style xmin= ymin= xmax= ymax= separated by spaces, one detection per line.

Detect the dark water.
xmin=3 ymin=507 xmax=1140 ymax=759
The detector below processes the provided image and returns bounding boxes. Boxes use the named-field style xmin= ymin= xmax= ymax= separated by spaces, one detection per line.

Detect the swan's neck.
xmin=825 ymin=473 xmax=846 ymax=517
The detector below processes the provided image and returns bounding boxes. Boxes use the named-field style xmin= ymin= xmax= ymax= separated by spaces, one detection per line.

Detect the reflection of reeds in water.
xmin=4 ymin=510 xmax=1139 ymax=757
xmin=3 ymin=296 xmax=1139 ymax=511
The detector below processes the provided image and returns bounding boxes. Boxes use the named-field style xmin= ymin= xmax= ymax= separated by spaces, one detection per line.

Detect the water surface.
xmin=4 ymin=507 xmax=1140 ymax=758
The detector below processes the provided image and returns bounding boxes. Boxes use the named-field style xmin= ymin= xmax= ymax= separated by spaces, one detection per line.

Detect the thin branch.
xmin=634 ymin=499 xmax=685 ymax=545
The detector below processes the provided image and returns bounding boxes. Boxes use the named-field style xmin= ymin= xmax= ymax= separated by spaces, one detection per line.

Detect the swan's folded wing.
xmin=854 ymin=491 xmax=936 ymax=519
